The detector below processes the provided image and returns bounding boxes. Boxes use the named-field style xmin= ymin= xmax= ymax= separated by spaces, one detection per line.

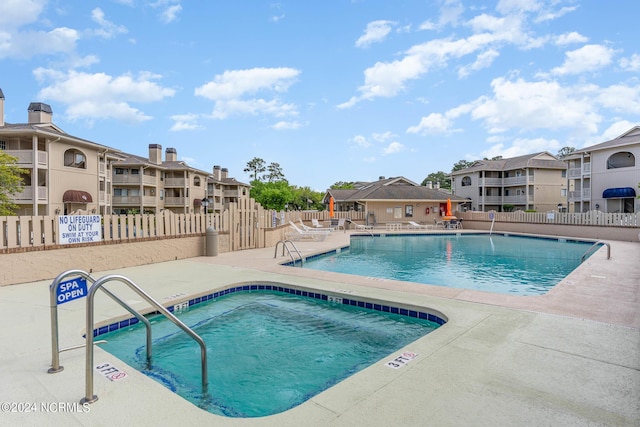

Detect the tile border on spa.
xmin=92 ymin=283 xmax=447 ymax=337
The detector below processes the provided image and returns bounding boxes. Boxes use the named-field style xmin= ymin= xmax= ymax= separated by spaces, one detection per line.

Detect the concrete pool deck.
xmin=0 ymin=230 xmax=638 ymax=426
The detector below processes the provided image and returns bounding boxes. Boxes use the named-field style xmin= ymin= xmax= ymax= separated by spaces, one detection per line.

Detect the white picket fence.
xmin=460 ymin=210 xmax=639 ymax=227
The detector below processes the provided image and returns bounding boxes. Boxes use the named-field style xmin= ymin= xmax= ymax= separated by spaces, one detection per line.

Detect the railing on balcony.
xmin=12 ymin=186 xmax=48 ymax=202
xmin=5 ymin=150 xmax=48 ymax=166
xmin=164 ymin=196 xmax=186 ymax=206
xmin=503 ymin=176 xmax=530 ymax=186
xmin=164 ymin=178 xmax=186 ymax=187
xmin=482 ymin=178 xmax=502 ymax=185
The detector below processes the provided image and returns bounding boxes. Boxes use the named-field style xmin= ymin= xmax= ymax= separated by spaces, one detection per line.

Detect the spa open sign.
xmin=57 ymin=277 xmax=88 ymax=304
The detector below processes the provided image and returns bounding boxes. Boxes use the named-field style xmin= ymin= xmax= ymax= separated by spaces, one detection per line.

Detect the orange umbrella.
xmin=446 ymin=198 xmax=452 ymax=217
xmin=329 ymin=196 xmax=334 ymax=218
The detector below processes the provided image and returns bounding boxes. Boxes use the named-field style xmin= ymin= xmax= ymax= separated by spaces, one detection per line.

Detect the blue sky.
xmin=1 ymin=0 xmax=639 ymax=191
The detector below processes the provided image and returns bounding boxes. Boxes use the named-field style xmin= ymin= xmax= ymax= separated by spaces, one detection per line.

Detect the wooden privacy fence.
xmin=0 ymin=201 xmax=366 ymax=253
xmin=460 ymin=210 xmax=639 ymax=227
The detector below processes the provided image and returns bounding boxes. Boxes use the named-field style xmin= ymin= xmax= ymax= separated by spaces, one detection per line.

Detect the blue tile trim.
xmin=92 ymin=284 xmax=447 ymax=337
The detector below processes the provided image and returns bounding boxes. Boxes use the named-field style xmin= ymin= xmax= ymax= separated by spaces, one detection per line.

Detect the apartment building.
xmin=0 ymin=90 xmax=123 ymax=215
xmin=565 ymin=126 xmax=639 ymax=213
xmin=0 ymin=89 xmax=249 ymax=216
xmin=451 ymin=152 xmax=567 ymax=212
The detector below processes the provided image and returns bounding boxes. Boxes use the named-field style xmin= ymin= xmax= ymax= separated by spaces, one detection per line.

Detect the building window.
xmin=405 ymin=205 xmax=413 ymax=217
xmin=131 ymin=169 xmax=139 ymax=175
xmin=194 ymin=176 xmax=201 ymax=186
xmin=607 ymin=152 xmax=635 ymax=169
xmin=561 ymin=170 xmax=566 ymax=177
xmin=63 ymin=149 xmax=86 ymax=169
xmin=461 ymin=176 xmax=471 ymax=186
xmin=115 ymin=168 xmax=127 ymax=175
xmin=561 ymin=189 xmax=567 ymax=197
xmin=0 ymin=140 xmax=5 ymax=150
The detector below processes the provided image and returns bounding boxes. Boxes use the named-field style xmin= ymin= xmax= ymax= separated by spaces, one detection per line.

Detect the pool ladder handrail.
xmin=581 ymin=240 xmax=611 ymax=263
xmin=81 ymin=274 xmax=208 ymax=404
xmin=275 ymin=239 xmax=303 ymax=266
xmin=48 ymin=269 xmax=153 ymax=374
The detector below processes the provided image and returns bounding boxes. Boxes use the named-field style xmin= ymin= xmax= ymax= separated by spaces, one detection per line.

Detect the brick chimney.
xmin=28 ymin=102 xmax=53 ymax=124
xmin=165 ymin=147 xmax=177 ymax=162
xmin=149 ymin=144 xmax=162 ymax=164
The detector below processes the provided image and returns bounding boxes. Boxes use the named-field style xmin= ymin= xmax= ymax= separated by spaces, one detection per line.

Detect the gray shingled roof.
xmin=572 ymin=126 xmax=640 ymax=154
xmin=327 ymin=177 xmax=466 ymax=202
xmin=450 ymin=152 xmax=566 ymax=175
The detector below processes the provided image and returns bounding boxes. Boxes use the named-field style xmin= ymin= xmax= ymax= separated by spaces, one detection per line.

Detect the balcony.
xmin=13 ymin=186 xmax=48 ymax=202
xmin=112 ymin=195 xmax=157 ymax=205
xmin=113 ymin=175 xmax=157 ymax=185
xmin=5 ymin=150 xmax=48 ymax=167
xmin=164 ymin=178 xmax=186 ymax=187
xmin=164 ymin=196 xmax=186 ymax=206
xmin=503 ymin=176 xmax=530 ymax=185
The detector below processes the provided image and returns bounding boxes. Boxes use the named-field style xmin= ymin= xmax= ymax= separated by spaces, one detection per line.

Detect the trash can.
xmin=205 ymin=227 xmax=218 ymax=256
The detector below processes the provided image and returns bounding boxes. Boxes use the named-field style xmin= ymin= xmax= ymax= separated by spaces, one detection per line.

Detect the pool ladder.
xmin=275 ymin=239 xmax=304 ymax=266
xmin=580 ymin=240 xmax=611 ymax=263
xmin=48 ymin=270 xmax=208 ymax=404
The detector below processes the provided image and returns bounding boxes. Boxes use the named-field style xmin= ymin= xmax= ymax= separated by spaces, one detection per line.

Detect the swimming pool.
xmin=97 ymin=285 xmax=443 ymax=417
xmin=297 ymin=233 xmax=595 ymax=296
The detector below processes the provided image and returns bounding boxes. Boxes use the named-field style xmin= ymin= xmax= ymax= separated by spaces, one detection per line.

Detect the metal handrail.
xmin=275 ymin=240 xmax=303 ymax=265
xmin=581 ymin=240 xmax=611 ymax=263
xmin=48 ymin=270 xmax=153 ymax=374
xmin=82 ymin=274 xmax=208 ymax=404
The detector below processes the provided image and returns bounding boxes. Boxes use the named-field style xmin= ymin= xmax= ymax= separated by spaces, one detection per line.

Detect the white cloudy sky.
xmin=1 ymin=0 xmax=638 ymax=190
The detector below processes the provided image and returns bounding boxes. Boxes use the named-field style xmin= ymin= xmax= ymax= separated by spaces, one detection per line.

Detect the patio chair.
xmin=311 ymin=218 xmax=325 ymax=228
xmin=299 ymin=218 xmax=332 ymax=232
xmin=288 ymin=221 xmax=330 ymax=241
xmin=408 ymin=221 xmax=433 ymax=229
xmin=434 ymin=218 xmax=444 ymax=229
xmin=333 ymin=218 xmax=346 ymax=231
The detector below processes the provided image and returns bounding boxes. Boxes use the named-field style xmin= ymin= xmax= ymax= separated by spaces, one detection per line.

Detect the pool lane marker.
xmin=384 ymin=351 xmax=418 ymax=369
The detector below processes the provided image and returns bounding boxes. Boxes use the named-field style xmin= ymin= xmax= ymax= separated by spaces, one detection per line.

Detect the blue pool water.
xmin=299 ymin=234 xmax=594 ymax=295
xmin=99 ymin=289 xmax=441 ymax=417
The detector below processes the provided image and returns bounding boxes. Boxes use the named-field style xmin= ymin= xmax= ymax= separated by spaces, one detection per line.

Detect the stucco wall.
xmin=0 ymin=236 xmax=212 ymax=287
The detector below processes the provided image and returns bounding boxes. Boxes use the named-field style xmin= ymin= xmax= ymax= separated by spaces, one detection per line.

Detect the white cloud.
xmin=196 ymin=67 xmax=300 ymax=119
xmin=383 ymin=141 xmax=404 ymax=154
xmin=355 ymin=20 xmax=396 ymax=48
xmin=196 ymin=67 xmax=300 ymax=100
xmin=555 ymin=31 xmax=588 ymax=46
xmin=372 ymin=131 xmax=395 ymax=142
xmin=89 ymin=8 xmax=128 ymax=39
xmin=170 ymin=113 xmax=204 ymax=131
xmin=551 ymin=44 xmax=616 ymax=76
xmin=0 ymin=0 xmax=45 ymax=29
xmin=470 ymin=77 xmax=602 ymax=134
xmin=619 ymin=53 xmax=640 ymax=72
xmin=458 ymin=48 xmax=499 ymax=78
xmin=481 ymin=137 xmax=561 ymax=159
xmin=407 ymin=113 xmax=453 ymax=135
xmin=0 ymin=27 xmax=79 ymax=59
xmin=272 ymin=120 xmax=301 ymax=130
xmin=34 ymin=69 xmax=175 ymax=123
xmin=210 ymin=98 xmax=297 ymax=119
xmin=596 ymin=82 xmax=640 ymax=115
xmin=351 ymin=135 xmax=371 ymax=148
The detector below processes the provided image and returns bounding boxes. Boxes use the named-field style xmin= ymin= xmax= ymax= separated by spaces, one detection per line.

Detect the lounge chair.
xmin=311 ymin=218 xmax=325 ymax=228
xmin=333 ymin=218 xmax=346 ymax=231
xmin=408 ymin=221 xmax=433 ymax=229
xmin=299 ymin=218 xmax=332 ymax=232
xmin=287 ymin=221 xmax=330 ymax=241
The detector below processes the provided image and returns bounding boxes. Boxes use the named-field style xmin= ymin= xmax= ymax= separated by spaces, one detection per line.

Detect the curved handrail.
xmin=82 ymin=274 xmax=208 ymax=404
xmin=48 ymin=270 xmax=152 ymax=374
xmin=581 ymin=240 xmax=611 ymax=263
xmin=275 ymin=240 xmax=304 ymax=265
